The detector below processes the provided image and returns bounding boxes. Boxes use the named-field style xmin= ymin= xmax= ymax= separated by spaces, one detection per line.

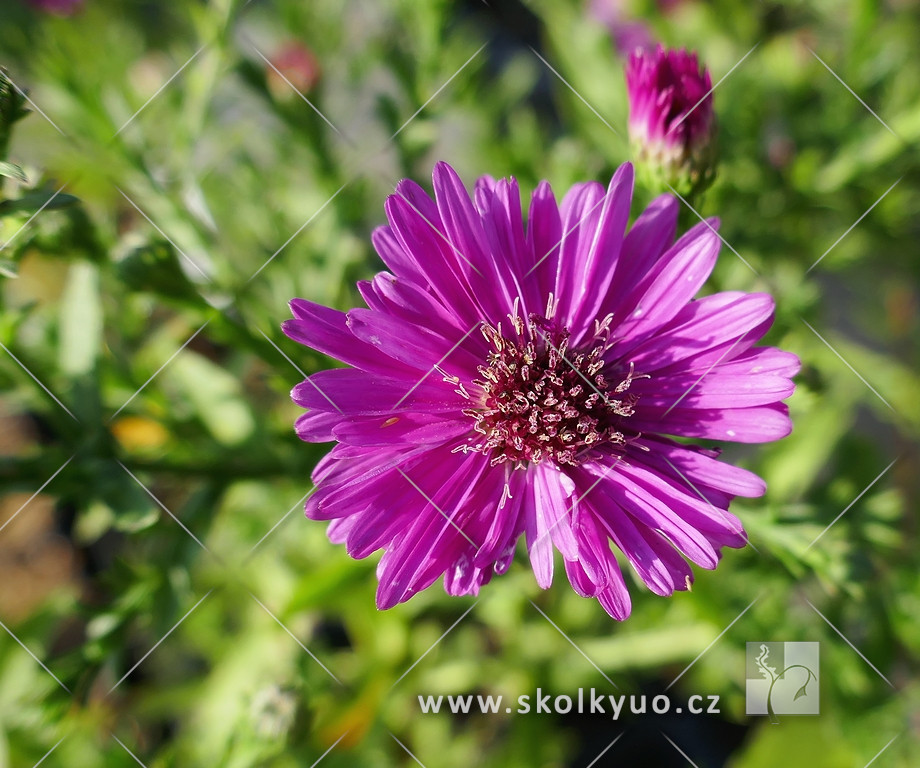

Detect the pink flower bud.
xmin=626 ymin=44 xmax=717 ymax=196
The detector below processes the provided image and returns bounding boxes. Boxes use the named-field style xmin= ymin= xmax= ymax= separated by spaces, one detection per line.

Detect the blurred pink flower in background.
xmin=266 ymin=41 xmax=321 ymax=100
xmin=589 ymin=0 xmax=690 ymax=55
xmin=588 ymin=0 xmax=654 ymax=55
xmin=28 ymin=0 xmax=84 ymax=14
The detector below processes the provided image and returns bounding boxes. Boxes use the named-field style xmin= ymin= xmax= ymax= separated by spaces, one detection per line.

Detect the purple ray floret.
xmin=283 ymin=161 xmax=798 ymax=619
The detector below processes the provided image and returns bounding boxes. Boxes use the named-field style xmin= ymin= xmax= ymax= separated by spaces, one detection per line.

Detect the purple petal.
xmin=307 ymin=445 xmax=431 ymax=521
xmin=476 ymin=177 xmax=541 ymax=316
xmin=341 ymin=448 xmax=484 ymax=559
xmin=614 ymin=459 xmax=747 ymax=545
xmin=523 ymin=473 xmax=554 ymax=589
xmin=555 ymin=181 xmax=606 ymax=325
xmin=564 ymin=557 xmax=603 ymax=598
xmin=612 ymin=220 xmax=721 ymax=342
xmin=632 ymin=435 xmax=766 ymax=498
xmin=371 ymin=226 xmax=422 ymax=286
xmin=590 ymin=466 xmax=721 ymax=569
xmin=473 ymin=467 xmax=526 ymax=568
xmin=444 ymin=550 xmax=493 ymax=596
xmin=327 ymin=516 xmax=356 ymax=544
xmin=385 ymin=193 xmax=485 ymax=328
xmin=292 ymin=369 xmax=467 ymax=415
xmin=332 ymin=412 xmax=471 ymax=447
xmin=284 ymin=299 xmax=416 ymax=379
xmin=631 ymin=402 xmax=794 ymax=443
xmin=295 ymin=409 xmax=340 ymax=441
xmin=597 ymin=571 xmax=632 ymax=620
xmin=433 ymin=162 xmax=522 ymax=321
xmin=631 ymin=371 xmax=796 ymax=409
xmin=620 ymin=292 xmax=775 ymax=373
xmin=705 ymin=346 xmax=801 ymax=379
xmin=376 ymin=452 xmax=491 ymax=608
xmin=346 ymin=307 xmax=481 ymax=377
xmin=567 ymin=165 xmax=634 ymax=340
xmin=359 ymin=272 xmax=468 ymax=334
xmin=592 ymin=496 xmax=686 ymax=596
xmin=569 ymin=508 xmax=609 ymax=588
xmin=394 ymin=177 xmax=442 ymax=226
xmin=525 ymin=181 xmax=562 ymax=308
xmin=343 ymin=448 xmax=487 ymax=560
xmin=607 ymin=193 xmax=679 ymax=309
xmin=533 ymin=464 xmax=579 ymax=560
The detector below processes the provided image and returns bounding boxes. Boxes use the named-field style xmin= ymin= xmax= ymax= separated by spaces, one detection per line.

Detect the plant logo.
xmin=745 ymin=642 xmax=819 ymax=721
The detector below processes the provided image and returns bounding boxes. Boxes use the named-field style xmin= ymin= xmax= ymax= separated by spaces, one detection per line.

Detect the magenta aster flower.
xmin=626 ymin=45 xmax=717 ymax=197
xmin=283 ymin=161 xmax=797 ymax=619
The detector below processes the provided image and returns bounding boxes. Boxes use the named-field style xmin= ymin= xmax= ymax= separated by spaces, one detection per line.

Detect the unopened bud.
xmin=626 ymin=45 xmax=717 ymax=198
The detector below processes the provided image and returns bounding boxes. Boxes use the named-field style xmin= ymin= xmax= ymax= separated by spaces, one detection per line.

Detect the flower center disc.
xmin=464 ymin=316 xmax=639 ymax=467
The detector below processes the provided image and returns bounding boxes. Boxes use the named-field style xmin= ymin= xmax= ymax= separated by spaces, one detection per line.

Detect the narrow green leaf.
xmin=59 ymin=261 xmax=102 ymax=376
xmin=0 ymin=190 xmax=79 ymax=217
xmin=0 ymin=161 xmax=26 ymax=182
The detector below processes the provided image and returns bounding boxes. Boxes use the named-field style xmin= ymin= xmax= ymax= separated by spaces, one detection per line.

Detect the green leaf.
xmin=0 ymin=69 xmax=30 ymax=157
xmin=0 ymin=258 xmax=17 ymax=278
xmin=166 ymin=351 xmax=256 ymax=446
xmin=0 ymin=161 xmax=26 ymax=183
xmin=58 ymin=261 xmax=102 ymax=376
xmin=579 ymin=624 xmax=718 ymax=671
xmin=116 ymin=241 xmax=202 ymax=303
xmin=112 ymin=505 xmax=161 ymax=534
xmin=0 ymin=190 xmax=79 ymax=218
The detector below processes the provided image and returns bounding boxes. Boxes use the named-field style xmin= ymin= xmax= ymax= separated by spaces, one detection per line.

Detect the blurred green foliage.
xmin=0 ymin=0 xmax=917 ymax=766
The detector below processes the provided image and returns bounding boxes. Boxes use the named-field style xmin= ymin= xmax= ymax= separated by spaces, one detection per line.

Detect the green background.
xmin=0 ymin=0 xmax=917 ymax=765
